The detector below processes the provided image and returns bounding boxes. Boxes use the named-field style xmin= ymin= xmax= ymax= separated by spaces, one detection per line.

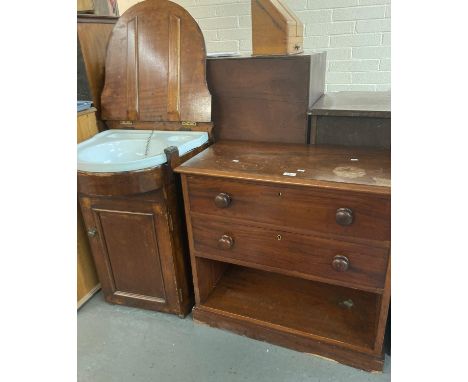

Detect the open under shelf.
xmin=199 ymin=263 xmax=379 ymax=351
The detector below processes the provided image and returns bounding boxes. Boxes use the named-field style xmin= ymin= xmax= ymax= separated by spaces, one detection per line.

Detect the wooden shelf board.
xmin=200 ymin=265 xmax=379 ymax=351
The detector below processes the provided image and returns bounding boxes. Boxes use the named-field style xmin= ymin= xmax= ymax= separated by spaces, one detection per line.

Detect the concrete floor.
xmin=78 ymin=292 xmax=391 ymax=382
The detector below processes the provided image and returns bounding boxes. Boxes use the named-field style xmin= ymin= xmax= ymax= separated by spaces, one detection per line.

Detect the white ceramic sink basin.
xmin=77 ymin=129 xmax=208 ymax=173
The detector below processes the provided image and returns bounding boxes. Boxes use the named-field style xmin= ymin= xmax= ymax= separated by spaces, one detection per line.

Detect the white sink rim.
xmin=77 ymin=129 xmax=208 ymax=173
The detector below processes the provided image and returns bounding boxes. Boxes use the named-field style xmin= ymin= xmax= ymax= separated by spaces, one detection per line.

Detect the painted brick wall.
xmin=118 ymin=0 xmax=391 ymax=91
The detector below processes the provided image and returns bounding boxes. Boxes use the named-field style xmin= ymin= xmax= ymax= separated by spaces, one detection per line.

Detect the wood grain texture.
xmin=78 ymin=166 xmax=165 ymax=197
xmin=77 ymin=0 xmax=94 ymax=13
xmin=191 ymin=215 xmax=389 ymax=291
xmin=313 ymin=115 xmax=391 ymax=148
xmin=79 ymin=193 xmax=181 ymax=313
xmin=310 ymin=91 xmax=391 ymax=118
xmin=309 ymin=91 xmax=391 ymax=148
xmin=77 ymin=109 xmax=100 ymax=307
xmin=207 ymin=54 xmax=325 ymax=144
xmin=178 ymin=140 xmax=391 ymax=371
xmin=251 ymin=0 xmax=303 ymax=55
xmin=194 ymin=307 xmax=384 ymax=372
xmin=101 ymin=0 xmax=211 ymax=123
xmin=77 ymin=15 xmax=118 ymax=126
xmin=199 ymin=265 xmax=379 ymax=352
xmin=176 ymin=141 xmax=391 ymax=195
xmin=77 ymin=144 xmax=209 ymax=315
xmin=187 ymin=176 xmax=390 ymax=243
xmin=77 ymin=108 xmax=98 ymax=142
xmin=77 ymin=207 xmax=100 ymax=303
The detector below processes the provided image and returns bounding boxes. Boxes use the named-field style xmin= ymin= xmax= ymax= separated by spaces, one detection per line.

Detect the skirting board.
xmin=77 ymin=284 xmax=101 ymax=310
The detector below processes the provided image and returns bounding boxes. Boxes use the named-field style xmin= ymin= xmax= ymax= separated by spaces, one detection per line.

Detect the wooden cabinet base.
xmin=192 ymin=263 xmax=385 ymax=371
xmin=194 ymin=307 xmax=384 ymax=372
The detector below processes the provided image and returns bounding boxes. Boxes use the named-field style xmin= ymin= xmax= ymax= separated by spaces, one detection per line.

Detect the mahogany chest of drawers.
xmin=175 ymin=141 xmax=391 ymax=371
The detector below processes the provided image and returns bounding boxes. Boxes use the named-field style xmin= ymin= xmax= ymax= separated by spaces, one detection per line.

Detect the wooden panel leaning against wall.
xmin=77 ymin=14 xmax=118 ymax=131
xmin=77 ymin=108 xmax=100 ymax=309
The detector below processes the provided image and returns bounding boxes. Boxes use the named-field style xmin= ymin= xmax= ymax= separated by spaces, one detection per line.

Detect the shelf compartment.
xmin=197 ymin=261 xmax=380 ymax=352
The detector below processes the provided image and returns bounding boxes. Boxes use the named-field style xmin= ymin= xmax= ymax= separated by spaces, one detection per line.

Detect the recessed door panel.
xmin=94 ymin=209 xmax=166 ymax=301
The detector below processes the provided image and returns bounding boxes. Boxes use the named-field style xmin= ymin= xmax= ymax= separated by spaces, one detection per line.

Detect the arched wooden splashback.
xmin=101 ymin=0 xmax=212 ymax=125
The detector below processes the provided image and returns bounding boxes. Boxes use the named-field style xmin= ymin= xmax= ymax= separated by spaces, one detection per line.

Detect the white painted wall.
xmin=117 ymin=0 xmax=391 ymax=91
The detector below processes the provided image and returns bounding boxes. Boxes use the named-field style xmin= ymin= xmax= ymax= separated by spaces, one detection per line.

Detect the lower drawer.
xmin=191 ymin=216 xmax=389 ymax=291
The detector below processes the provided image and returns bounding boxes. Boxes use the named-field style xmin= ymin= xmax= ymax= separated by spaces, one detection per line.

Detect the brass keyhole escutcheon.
xmin=277 ymin=192 xmax=282 ymax=197
xmin=277 ymin=234 xmax=282 ymax=240
xmin=339 ymin=299 xmax=354 ymax=309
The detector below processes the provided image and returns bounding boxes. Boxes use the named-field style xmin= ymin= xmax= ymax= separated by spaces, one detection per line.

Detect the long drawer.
xmin=191 ymin=216 xmax=389 ymax=290
xmin=187 ymin=176 xmax=390 ymax=243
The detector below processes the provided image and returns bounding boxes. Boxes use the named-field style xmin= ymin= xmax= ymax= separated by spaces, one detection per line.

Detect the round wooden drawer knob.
xmin=214 ymin=193 xmax=232 ymax=208
xmin=332 ymin=255 xmax=350 ymax=272
xmin=218 ymin=235 xmax=234 ymax=250
xmin=336 ymin=208 xmax=354 ymax=226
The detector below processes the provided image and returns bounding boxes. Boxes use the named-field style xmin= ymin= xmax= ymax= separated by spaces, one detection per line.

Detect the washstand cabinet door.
xmin=79 ymin=197 xmax=178 ymax=312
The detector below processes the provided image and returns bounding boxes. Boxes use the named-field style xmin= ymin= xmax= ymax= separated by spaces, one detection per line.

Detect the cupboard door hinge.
xmin=181 ymin=121 xmax=197 ymax=126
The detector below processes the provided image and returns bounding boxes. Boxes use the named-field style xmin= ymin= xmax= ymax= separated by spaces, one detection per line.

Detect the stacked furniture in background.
xmin=207 ymin=54 xmax=326 ymax=144
xmin=310 ymin=91 xmax=391 ymax=148
xmin=77 ymin=14 xmax=119 ymax=131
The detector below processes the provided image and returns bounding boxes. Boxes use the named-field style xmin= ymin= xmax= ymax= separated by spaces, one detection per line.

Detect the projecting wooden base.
xmin=193 ymin=307 xmax=384 ymax=372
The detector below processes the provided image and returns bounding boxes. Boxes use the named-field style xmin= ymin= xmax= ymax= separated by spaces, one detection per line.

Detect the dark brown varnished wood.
xmin=79 ymin=192 xmax=182 ymax=313
xmin=176 ymin=140 xmax=391 ymax=371
xmin=311 ymin=91 xmax=390 ymax=118
xmin=186 ymin=176 xmax=390 ymax=243
xmin=310 ymin=91 xmax=391 ymax=148
xmin=193 ymin=307 xmax=384 ymax=372
xmin=77 ymin=166 xmax=164 ymax=197
xmin=199 ymin=264 xmax=379 ymax=351
xmin=207 ymin=54 xmax=325 ymax=144
xmin=78 ymin=1 xmax=213 ymax=316
xmin=78 ymin=144 xmax=208 ymax=315
xmin=191 ymin=215 xmax=389 ymax=291
xmin=101 ymin=0 xmax=211 ymax=124
xmin=176 ymin=141 xmax=391 ymax=195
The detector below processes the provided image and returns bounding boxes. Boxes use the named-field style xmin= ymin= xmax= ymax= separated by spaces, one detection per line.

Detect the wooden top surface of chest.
xmin=311 ymin=91 xmax=391 ymax=118
xmin=175 ymin=141 xmax=390 ymax=195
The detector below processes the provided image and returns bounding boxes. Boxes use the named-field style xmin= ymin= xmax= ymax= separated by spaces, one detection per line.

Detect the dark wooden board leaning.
xmin=175 ymin=141 xmax=391 ymax=371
